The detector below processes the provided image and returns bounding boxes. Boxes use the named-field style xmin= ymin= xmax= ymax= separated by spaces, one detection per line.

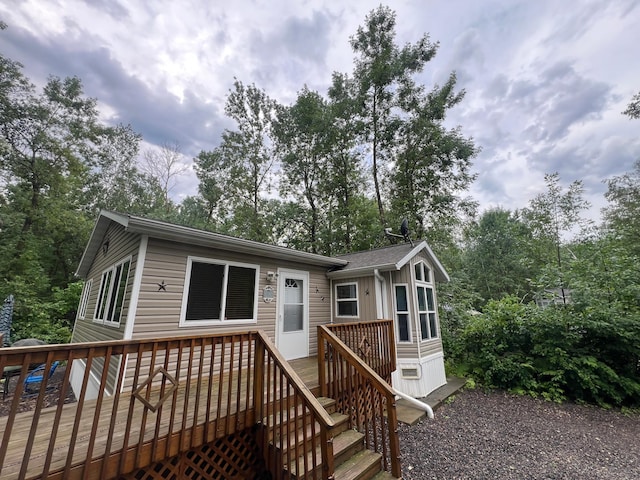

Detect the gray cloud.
xmin=533 ymin=62 xmax=611 ymax=142
xmin=247 ymin=9 xmax=336 ymax=97
xmin=1 ymin=24 xmax=227 ymax=158
xmin=446 ymin=28 xmax=484 ymax=87
xmin=83 ymin=0 xmax=130 ymax=21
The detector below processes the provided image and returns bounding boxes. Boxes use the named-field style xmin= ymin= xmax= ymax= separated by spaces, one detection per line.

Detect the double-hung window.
xmin=335 ymin=283 xmax=358 ymax=317
xmin=78 ymin=279 xmax=92 ymax=320
xmin=94 ymin=258 xmax=131 ymax=326
xmin=181 ymin=257 xmax=259 ymax=325
xmin=394 ymin=284 xmax=411 ymax=342
xmin=415 ymin=262 xmax=437 ymax=340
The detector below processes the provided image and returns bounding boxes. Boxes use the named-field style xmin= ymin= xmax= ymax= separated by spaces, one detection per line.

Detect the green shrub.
xmin=458 ymin=296 xmax=640 ymax=408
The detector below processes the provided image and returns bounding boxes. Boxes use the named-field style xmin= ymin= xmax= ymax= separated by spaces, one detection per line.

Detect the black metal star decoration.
xmin=157 ymin=281 xmax=167 ymax=291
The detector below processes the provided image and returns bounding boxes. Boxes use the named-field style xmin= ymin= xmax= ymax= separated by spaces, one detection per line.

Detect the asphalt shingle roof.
xmin=335 ymin=242 xmax=416 ymax=271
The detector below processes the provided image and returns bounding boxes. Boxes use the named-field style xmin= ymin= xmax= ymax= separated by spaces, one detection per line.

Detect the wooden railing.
xmin=325 ymin=319 xmax=396 ymax=382
xmin=318 ymin=321 xmax=401 ymax=478
xmin=256 ymin=330 xmax=336 ymax=479
xmin=0 ymin=331 xmax=336 ymax=480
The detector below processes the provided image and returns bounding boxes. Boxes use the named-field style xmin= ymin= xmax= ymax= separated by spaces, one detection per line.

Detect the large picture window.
xmin=335 ymin=283 xmax=358 ymax=317
xmin=181 ymin=257 xmax=259 ymax=325
xmin=394 ymin=284 xmax=411 ymax=342
xmin=94 ymin=258 xmax=131 ymax=326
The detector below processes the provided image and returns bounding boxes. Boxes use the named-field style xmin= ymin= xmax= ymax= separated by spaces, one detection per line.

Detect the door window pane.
xmin=284 ymin=305 xmax=303 ymax=332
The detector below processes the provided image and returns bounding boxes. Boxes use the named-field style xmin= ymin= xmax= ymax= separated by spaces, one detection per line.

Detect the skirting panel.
xmin=392 ymin=352 xmax=446 ymax=398
xmin=121 ymin=427 xmax=267 ymax=480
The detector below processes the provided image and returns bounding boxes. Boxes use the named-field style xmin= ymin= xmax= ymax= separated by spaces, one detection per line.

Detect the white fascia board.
xmin=395 ymin=241 xmax=450 ymax=283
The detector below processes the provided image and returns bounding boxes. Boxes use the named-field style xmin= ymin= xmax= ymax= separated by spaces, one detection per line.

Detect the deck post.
xmin=317 ymin=327 xmax=327 ymax=397
xmin=387 ymin=392 xmax=402 ymax=478
xmin=254 ymin=336 xmax=265 ymax=422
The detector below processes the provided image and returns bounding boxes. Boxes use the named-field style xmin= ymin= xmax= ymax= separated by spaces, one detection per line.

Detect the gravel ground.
xmin=4 ymin=370 xmax=638 ymax=479
xmin=398 ymin=389 xmax=640 ymax=480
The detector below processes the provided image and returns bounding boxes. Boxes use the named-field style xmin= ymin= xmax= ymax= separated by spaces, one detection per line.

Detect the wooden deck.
xmin=0 ymin=321 xmax=400 ymax=479
xmin=0 ymin=356 xmax=321 ymax=480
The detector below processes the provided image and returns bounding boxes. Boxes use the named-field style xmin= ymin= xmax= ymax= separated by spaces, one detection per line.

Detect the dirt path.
xmin=399 ymin=389 xmax=640 ymax=479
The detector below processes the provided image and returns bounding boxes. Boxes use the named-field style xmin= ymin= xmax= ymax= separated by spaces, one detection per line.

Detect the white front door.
xmin=276 ymin=269 xmax=309 ymax=360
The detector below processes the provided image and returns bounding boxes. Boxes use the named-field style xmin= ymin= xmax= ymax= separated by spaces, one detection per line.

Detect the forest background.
xmin=1 ymin=8 xmax=638 ymax=408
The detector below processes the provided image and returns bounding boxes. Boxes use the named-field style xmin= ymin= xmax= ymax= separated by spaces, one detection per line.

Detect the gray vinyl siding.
xmin=71 ymin=222 xmax=140 ymax=394
xmin=72 ymin=222 xmax=139 ymax=344
xmin=132 ymin=238 xmax=332 ymax=355
xmin=307 ymin=268 xmax=332 ymax=356
xmin=331 ymin=276 xmax=377 ymax=324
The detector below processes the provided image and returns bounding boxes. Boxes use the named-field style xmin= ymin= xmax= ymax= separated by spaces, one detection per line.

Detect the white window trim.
xmin=414 ymin=261 xmax=432 ymax=284
xmin=93 ymin=256 xmax=132 ymax=327
xmin=335 ymin=282 xmax=359 ymax=318
xmin=78 ymin=279 xmax=92 ymax=320
xmin=416 ymin=284 xmax=439 ymax=340
xmin=179 ymin=256 xmax=260 ymax=327
xmin=394 ymin=283 xmax=412 ymax=343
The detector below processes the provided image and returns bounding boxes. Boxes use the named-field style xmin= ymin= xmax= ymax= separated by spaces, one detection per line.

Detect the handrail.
xmin=318 ymin=324 xmax=401 ymax=478
xmin=0 ymin=330 xmax=338 ymax=480
xmin=255 ymin=330 xmax=336 ymax=479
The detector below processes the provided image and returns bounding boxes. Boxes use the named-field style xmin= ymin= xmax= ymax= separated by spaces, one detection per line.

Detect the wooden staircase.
xmin=272 ymin=394 xmax=396 ymax=480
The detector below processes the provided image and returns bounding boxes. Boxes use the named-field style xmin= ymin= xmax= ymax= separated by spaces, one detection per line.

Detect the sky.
xmin=1 ymin=0 xmax=639 ymax=225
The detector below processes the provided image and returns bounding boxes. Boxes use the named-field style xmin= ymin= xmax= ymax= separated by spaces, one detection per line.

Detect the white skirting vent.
xmin=393 ymin=352 xmax=446 ymax=397
xmin=401 ymin=367 xmax=420 ymax=379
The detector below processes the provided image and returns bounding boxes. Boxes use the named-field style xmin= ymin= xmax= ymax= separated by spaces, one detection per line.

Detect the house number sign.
xmin=263 ymin=286 xmax=274 ymax=303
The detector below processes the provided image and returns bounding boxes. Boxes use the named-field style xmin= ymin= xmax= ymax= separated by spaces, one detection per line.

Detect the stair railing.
xmin=318 ymin=324 xmax=401 ymax=478
xmin=255 ymin=330 xmax=337 ymax=479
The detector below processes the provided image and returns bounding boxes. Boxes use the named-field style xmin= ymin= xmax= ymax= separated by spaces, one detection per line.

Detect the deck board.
xmin=0 ymin=357 xmax=321 ymax=480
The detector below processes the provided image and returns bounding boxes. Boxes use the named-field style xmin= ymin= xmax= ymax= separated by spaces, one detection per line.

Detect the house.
xmin=70 ymin=210 xmax=449 ymax=399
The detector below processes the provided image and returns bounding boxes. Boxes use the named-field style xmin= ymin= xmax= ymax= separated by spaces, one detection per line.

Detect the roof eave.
xmin=396 ymin=241 xmax=449 ymax=283
xmin=124 ymin=216 xmax=346 ymax=267
xmin=77 ymin=211 xmax=347 ymax=278
xmin=75 ymin=211 xmax=130 ymax=278
xmin=326 ymin=263 xmax=398 ymax=279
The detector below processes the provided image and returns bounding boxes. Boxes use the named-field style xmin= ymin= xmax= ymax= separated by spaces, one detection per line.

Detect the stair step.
xmin=286 ymin=428 xmax=365 ymax=478
xmin=266 ymin=399 xmax=340 ymax=437
xmin=316 ymin=396 xmax=337 ymax=414
xmin=274 ymin=411 xmax=349 ymax=454
xmin=334 ymin=449 xmax=383 ymax=480
xmin=370 ymin=471 xmax=397 ymax=480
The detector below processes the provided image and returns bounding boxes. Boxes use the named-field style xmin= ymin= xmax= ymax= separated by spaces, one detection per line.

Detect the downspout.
xmin=394 ymin=388 xmax=434 ymax=419
xmin=374 ymin=268 xmax=384 ymax=283
xmin=374 ymin=269 xmax=385 ymax=319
